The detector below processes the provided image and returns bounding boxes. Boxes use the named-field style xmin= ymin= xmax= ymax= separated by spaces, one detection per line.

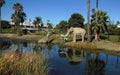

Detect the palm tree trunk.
xmin=95 ymin=0 xmax=99 ymax=41
xmin=16 ymin=11 xmax=21 ymax=36
xmin=0 ymin=7 xmax=2 ymax=33
xmin=16 ymin=22 xmax=21 ymax=36
xmin=87 ymin=0 xmax=91 ymax=42
xmin=97 ymin=33 xmax=100 ymax=40
xmin=96 ymin=0 xmax=98 ymax=21
xmin=94 ymin=29 xmax=98 ymax=41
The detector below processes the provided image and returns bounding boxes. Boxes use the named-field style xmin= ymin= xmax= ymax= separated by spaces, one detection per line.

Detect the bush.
xmin=10 ymin=27 xmax=17 ymax=33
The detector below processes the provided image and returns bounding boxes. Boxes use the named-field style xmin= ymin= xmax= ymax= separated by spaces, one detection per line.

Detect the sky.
xmin=1 ymin=0 xmax=120 ymax=25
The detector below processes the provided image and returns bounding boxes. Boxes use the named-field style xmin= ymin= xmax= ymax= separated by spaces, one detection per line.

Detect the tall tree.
xmin=56 ymin=20 xmax=68 ymax=30
xmin=68 ymin=13 xmax=84 ymax=28
xmin=91 ymin=10 xmax=109 ymax=41
xmin=0 ymin=0 xmax=5 ymax=33
xmin=87 ymin=0 xmax=91 ymax=42
xmin=33 ymin=17 xmax=42 ymax=28
xmin=1 ymin=20 xmax=11 ymax=29
xmin=11 ymin=3 xmax=26 ymax=36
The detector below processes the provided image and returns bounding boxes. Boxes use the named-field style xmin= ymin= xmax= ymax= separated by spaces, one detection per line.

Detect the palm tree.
xmin=33 ymin=17 xmax=42 ymax=29
xmin=0 ymin=0 xmax=5 ymax=33
xmin=87 ymin=0 xmax=91 ymax=42
xmin=91 ymin=10 xmax=109 ymax=41
xmin=11 ymin=3 xmax=26 ymax=36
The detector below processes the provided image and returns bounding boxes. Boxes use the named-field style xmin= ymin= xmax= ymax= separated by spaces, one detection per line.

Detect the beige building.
xmin=10 ymin=22 xmax=49 ymax=31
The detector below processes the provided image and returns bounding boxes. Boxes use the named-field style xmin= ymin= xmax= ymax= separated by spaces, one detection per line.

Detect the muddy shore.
xmin=0 ymin=34 xmax=120 ymax=51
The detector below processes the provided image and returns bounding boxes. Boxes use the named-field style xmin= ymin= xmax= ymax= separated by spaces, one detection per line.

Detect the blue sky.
xmin=2 ymin=0 xmax=120 ymax=25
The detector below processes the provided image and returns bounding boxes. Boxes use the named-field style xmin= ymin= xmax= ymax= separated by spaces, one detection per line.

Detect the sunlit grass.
xmin=32 ymin=30 xmax=46 ymax=35
xmin=65 ymin=42 xmax=97 ymax=50
xmin=0 ymin=51 xmax=49 ymax=75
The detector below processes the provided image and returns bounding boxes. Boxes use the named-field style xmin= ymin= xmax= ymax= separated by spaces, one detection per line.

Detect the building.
xmin=10 ymin=22 xmax=49 ymax=31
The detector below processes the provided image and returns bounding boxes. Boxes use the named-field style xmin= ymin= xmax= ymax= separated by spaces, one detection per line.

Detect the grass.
xmin=0 ymin=51 xmax=49 ymax=75
xmin=2 ymin=27 xmax=17 ymax=33
xmin=108 ymin=35 xmax=120 ymax=42
xmin=32 ymin=30 xmax=47 ymax=35
xmin=100 ymin=34 xmax=120 ymax=42
xmin=65 ymin=42 xmax=97 ymax=50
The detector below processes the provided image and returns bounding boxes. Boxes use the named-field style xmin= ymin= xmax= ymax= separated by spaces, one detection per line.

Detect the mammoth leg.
xmin=73 ymin=33 xmax=76 ymax=42
xmin=82 ymin=34 xmax=84 ymax=42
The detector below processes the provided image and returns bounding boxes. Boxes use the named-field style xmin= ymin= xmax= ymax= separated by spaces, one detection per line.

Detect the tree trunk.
xmin=87 ymin=0 xmax=91 ymax=42
xmin=94 ymin=29 xmax=98 ymax=41
xmin=96 ymin=0 xmax=98 ymax=21
xmin=94 ymin=0 xmax=99 ymax=41
xmin=0 ymin=7 xmax=2 ymax=33
xmin=97 ymin=33 xmax=100 ymax=40
xmin=17 ymin=22 xmax=21 ymax=36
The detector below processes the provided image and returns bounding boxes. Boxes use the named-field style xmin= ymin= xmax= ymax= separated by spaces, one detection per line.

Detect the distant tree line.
xmin=1 ymin=20 xmax=11 ymax=29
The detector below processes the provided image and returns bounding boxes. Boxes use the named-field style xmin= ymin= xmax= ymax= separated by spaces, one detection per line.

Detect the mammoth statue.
xmin=38 ymin=31 xmax=53 ymax=44
xmin=64 ymin=27 xmax=86 ymax=42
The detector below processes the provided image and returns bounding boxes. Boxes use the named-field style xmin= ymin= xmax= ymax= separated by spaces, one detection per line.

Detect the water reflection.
xmin=85 ymin=52 xmax=105 ymax=75
xmin=58 ymin=47 xmax=84 ymax=65
xmin=0 ymin=41 xmax=120 ymax=75
xmin=0 ymin=40 xmax=12 ymax=50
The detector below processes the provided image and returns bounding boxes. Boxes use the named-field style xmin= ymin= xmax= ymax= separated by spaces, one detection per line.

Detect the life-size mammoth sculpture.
xmin=63 ymin=27 xmax=86 ymax=42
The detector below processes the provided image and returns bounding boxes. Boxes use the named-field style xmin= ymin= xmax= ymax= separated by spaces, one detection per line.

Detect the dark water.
xmin=0 ymin=40 xmax=120 ymax=75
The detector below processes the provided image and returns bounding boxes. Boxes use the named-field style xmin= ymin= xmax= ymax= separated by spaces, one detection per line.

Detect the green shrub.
xmin=10 ymin=27 xmax=17 ymax=33
xmin=108 ymin=35 xmax=119 ymax=42
xmin=2 ymin=28 xmax=11 ymax=33
xmin=33 ymin=31 xmax=46 ymax=35
xmin=53 ymin=29 xmax=61 ymax=34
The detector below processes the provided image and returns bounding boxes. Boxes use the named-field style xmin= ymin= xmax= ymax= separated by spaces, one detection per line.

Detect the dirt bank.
xmin=0 ymin=34 xmax=120 ymax=51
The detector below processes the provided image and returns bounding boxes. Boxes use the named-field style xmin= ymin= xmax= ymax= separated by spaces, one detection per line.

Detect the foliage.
xmin=91 ymin=10 xmax=109 ymax=40
xmin=56 ymin=20 xmax=68 ymax=29
xmin=107 ymin=23 xmax=117 ymax=32
xmin=33 ymin=30 xmax=46 ymax=35
xmin=108 ymin=35 xmax=120 ymax=42
xmin=0 ymin=0 xmax=5 ymax=7
xmin=52 ymin=29 xmax=61 ymax=34
xmin=68 ymin=13 xmax=85 ymax=27
xmin=0 ymin=51 xmax=49 ymax=75
xmin=33 ymin=17 xmax=43 ymax=28
xmin=10 ymin=27 xmax=17 ymax=33
xmin=47 ymin=23 xmax=53 ymax=29
xmin=2 ymin=27 xmax=17 ymax=33
xmin=1 ymin=20 xmax=11 ymax=29
xmin=11 ymin=3 xmax=26 ymax=36
xmin=91 ymin=10 xmax=109 ymax=33
xmin=2 ymin=28 xmax=10 ymax=33
xmin=11 ymin=3 xmax=26 ymax=23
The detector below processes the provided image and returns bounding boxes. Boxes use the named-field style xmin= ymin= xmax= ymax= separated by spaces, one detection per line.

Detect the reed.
xmin=0 ymin=51 xmax=49 ymax=75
